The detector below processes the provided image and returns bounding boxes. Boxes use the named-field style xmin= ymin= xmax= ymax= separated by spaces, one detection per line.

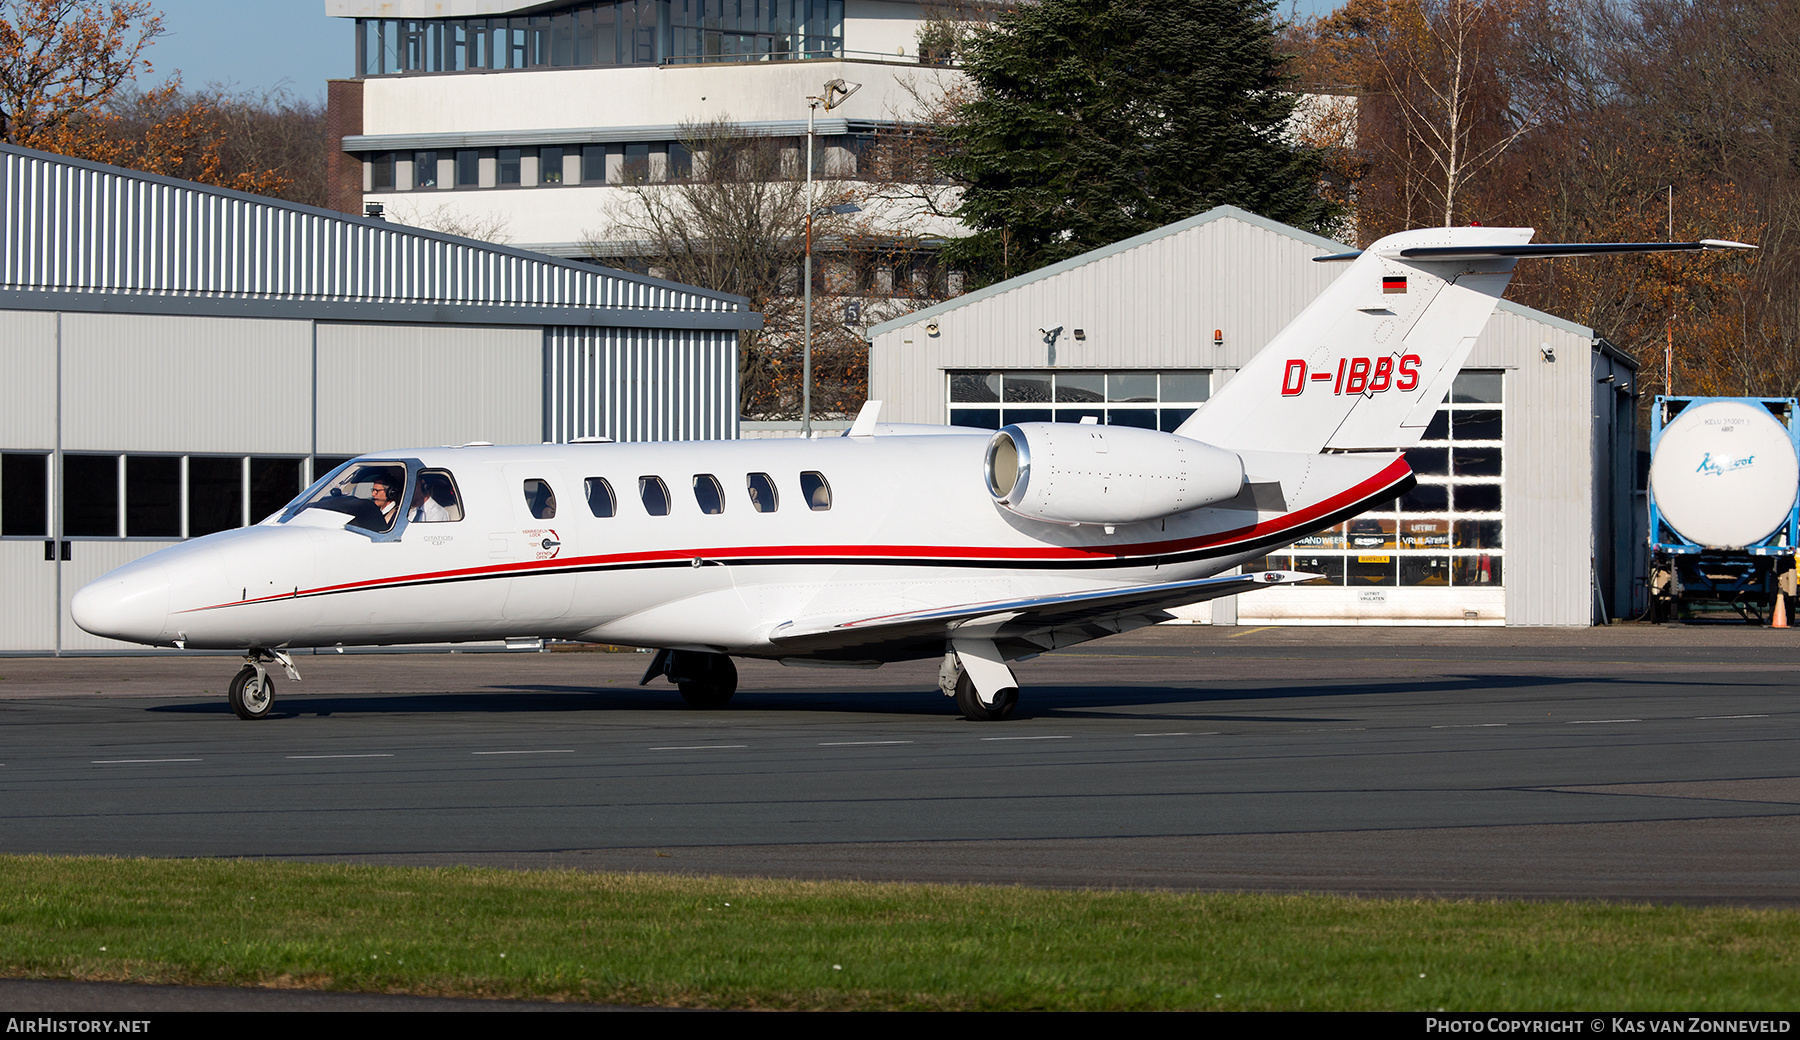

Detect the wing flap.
xmin=767 ymin=570 xmax=1314 ymax=655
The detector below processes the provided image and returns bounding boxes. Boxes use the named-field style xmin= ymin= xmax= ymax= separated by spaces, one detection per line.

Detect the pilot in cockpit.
xmin=368 ymin=474 xmax=402 ymax=531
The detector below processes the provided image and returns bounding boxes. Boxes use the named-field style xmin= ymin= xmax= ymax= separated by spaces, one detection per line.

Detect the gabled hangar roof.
xmin=0 ymin=143 xmax=757 ymax=330
xmin=868 ymin=204 xmax=1593 ymax=341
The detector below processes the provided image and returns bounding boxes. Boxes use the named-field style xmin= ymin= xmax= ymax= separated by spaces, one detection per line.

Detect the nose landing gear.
xmin=228 ymin=649 xmax=302 ymax=720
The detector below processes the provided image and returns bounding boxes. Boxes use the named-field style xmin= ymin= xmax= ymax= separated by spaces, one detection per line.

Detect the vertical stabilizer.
xmin=1177 ymin=226 xmax=1532 ymax=454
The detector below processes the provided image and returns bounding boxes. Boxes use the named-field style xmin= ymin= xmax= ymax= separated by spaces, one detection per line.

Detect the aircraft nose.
xmin=71 ymin=561 xmax=173 ymax=646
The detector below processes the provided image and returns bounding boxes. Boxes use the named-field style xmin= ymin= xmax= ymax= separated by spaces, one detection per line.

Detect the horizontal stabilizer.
xmin=1315 ymin=239 xmax=1756 ymax=263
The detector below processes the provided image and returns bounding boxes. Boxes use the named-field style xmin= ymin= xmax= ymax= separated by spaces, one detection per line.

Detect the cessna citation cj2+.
xmin=71 ymin=227 xmax=1751 ymax=721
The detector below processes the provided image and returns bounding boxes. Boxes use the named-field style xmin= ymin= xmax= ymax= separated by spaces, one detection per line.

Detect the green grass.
xmin=0 ymin=855 xmax=1795 ymax=1009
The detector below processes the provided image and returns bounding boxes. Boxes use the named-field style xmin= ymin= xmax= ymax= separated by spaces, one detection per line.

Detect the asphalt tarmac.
xmin=3 ymin=624 xmax=1798 ymax=906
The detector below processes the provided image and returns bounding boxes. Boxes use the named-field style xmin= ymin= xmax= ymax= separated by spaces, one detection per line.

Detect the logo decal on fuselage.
xmin=1281 ymin=355 xmax=1423 ymax=397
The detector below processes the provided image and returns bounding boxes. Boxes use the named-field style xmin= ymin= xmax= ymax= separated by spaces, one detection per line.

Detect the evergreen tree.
xmin=941 ymin=0 xmax=1338 ymax=282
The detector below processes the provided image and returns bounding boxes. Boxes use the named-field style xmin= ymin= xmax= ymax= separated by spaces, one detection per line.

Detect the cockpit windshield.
xmin=284 ymin=462 xmax=409 ymax=533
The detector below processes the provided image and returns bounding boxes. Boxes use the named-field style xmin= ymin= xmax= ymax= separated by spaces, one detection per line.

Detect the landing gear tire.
xmin=955 ymin=671 xmax=1018 ymax=722
xmin=229 ymin=664 xmax=274 ymax=720
xmin=676 ymin=654 xmax=738 ymax=709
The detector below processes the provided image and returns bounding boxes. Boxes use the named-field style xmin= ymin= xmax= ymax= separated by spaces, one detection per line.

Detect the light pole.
xmin=803 ymin=78 xmax=860 ymax=436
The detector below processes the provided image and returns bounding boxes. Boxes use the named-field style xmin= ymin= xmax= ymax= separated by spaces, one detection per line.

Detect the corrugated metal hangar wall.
xmin=0 ymin=144 xmax=757 ymax=653
xmin=869 ymin=206 xmax=1638 ymax=628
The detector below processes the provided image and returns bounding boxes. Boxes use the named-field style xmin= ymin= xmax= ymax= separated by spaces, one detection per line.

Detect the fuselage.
xmin=70 ymin=428 xmax=1410 ymax=659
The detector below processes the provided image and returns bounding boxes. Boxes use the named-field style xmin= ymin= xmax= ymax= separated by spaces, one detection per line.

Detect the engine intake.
xmin=984 ymin=423 xmax=1245 ymax=525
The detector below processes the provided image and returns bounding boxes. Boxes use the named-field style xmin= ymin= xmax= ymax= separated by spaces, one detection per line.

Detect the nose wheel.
xmin=227 ymin=649 xmax=301 ymax=720
xmin=229 ymin=664 xmax=274 ymax=719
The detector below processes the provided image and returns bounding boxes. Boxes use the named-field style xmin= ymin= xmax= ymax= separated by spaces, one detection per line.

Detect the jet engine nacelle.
xmin=983 ymin=422 xmax=1246 ymax=525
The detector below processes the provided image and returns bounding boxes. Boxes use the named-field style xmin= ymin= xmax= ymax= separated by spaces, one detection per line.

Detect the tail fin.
xmin=1177 ymin=226 xmax=1531 ymax=454
xmin=1178 ymin=228 xmax=1753 ymax=454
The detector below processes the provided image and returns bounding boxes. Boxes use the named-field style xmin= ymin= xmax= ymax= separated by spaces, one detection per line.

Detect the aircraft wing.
xmin=766 ymin=571 xmax=1315 ymax=661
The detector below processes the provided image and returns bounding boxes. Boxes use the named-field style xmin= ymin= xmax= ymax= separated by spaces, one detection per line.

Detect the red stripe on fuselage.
xmin=182 ymin=457 xmax=1412 ymax=614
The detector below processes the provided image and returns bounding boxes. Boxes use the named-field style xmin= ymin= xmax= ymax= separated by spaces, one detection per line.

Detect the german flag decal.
xmin=1382 ymin=275 xmax=1408 ymax=294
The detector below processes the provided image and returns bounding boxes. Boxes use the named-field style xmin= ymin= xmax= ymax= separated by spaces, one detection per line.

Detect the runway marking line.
xmin=1568 ymin=719 xmax=1642 ymax=724
xmin=286 ymin=753 xmax=395 ymax=760
xmin=1697 ymin=714 xmax=1769 ymax=720
xmin=818 ymin=740 xmax=914 ymax=746
xmin=1134 ymin=732 xmax=1220 ymax=737
xmin=471 ymin=749 xmax=575 ymax=756
xmin=980 ymin=735 xmax=1072 ymax=741
xmin=1431 ymin=723 xmax=1508 ymax=728
xmin=649 ymin=744 xmax=749 ymax=751
xmin=92 ymin=758 xmax=201 ymax=764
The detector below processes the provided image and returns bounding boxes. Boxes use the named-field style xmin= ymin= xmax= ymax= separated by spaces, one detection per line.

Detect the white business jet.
xmin=71 ymin=227 xmax=1751 ymax=721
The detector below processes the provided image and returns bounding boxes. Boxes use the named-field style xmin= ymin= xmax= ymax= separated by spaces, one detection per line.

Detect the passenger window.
xmin=585 ymin=477 xmax=616 ymax=518
xmin=410 ymin=469 xmax=463 ymax=522
xmin=522 ymin=478 xmax=556 ymax=520
xmin=639 ymin=476 xmax=670 ymax=516
xmin=746 ymin=472 xmax=778 ymax=513
xmin=801 ymin=471 xmax=832 ymax=511
xmin=693 ymin=474 xmax=725 ymax=514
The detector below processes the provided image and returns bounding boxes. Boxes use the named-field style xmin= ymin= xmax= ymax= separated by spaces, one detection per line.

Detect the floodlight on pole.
xmin=802 ymin=80 xmax=862 ymax=437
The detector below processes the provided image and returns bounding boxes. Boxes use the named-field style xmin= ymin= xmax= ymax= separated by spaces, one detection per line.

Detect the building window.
xmin=497 ymin=147 xmax=523 ymax=186
xmin=370 ymin=152 xmax=395 ymax=191
xmin=125 ymin=455 xmax=181 ymax=537
xmin=54 ymin=454 xmax=310 ymax=540
xmin=0 ymin=453 xmax=48 ymax=536
xmin=414 ymin=150 xmax=439 ymax=189
xmin=621 ymin=142 xmax=650 ymax=183
xmin=1252 ymin=370 xmax=1505 ymax=589
xmin=63 ymin=455 xmax=119 ymax=537
xmin=667 ymin=141 xmax=692 ymax=181
xmin=356 ymin=1 xmax=845 ymax=76
xmin=541 ymin=145 xmax=565 ymax=184
xmin=947 ymin=369 xmax=1213 ymax=433
xmin=581 ymin=144 xmax=607 ymax=183
xmin=456 ymin=149 xmax=480 ymax=188
xmin=188 ymin=456 xmax=244 ymax=537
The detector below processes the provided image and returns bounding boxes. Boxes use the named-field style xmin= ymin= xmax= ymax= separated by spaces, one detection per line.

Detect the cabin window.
xmin=522 ymin=478 xmax=556 ymax=520
xmin=693 ymin=474 xmax=725 ymax=514
xmin=639 ymin=476 xmax=670 ymax=516
xmin=411 ymin=469 xmax=463 ymax=522
xmin=800 ymin=471 xmax=832 ymax=511
xmin=746 ymin=472 xmax=778 ymax=513
xmin=585 ymin=477 xmax=616 ymax=518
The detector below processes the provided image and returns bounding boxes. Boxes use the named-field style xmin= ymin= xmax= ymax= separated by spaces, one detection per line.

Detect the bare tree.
xmin=385 ymin=199 xmax=513 ymax=244
xmin=589 ymin=120 xmax=867 ymax=420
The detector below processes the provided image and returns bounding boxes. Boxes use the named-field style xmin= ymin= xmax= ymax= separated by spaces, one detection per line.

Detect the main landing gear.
xmin=228 ymin=649 xmax=301 ymax=720
xmin=641 ymin=649 xmax=739 ymax=709
xmin=941 ymin=637 xmax=1022 ymax=722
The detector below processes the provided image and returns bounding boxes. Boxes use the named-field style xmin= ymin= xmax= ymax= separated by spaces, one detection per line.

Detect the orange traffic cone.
xmin=1775 ymin=593 xmax=1789 ymax=629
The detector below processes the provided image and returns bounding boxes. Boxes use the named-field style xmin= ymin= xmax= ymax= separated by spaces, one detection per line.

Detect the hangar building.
xmin=868 ymin=206 xmax=1640 ymax=628
xmin=0 ymin=143 xmax=756 ymax=653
